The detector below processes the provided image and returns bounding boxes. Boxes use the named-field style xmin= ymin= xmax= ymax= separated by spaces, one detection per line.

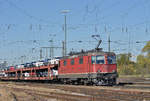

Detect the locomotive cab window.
xmin=71 ymin=59 xmax=74 ymax=65
xmin=96 ymin=55 xmax=105 ymax=64
xmin=92 ymin=55 xmax=105 ymax=64
xmin=64 ymin=60 xmax=67 ymax=66
xmin=107 ymin=55 xmax=116 ymax=64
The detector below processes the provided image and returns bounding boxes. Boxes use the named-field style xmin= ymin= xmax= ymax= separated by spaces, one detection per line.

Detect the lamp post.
xmin=61 ymin=10 xmax=69 ymax=56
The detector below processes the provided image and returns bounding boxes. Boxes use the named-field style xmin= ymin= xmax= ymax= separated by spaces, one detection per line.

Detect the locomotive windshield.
xmin=92 ymin=55 xmax=105 ymax=64
xmin=107 ymin=55 xmax=116 ymax=64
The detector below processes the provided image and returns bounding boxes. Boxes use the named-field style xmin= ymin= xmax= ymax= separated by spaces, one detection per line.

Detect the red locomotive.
xmin=58 ymin=49 xmax=118 ymax=85
xmin=0 ymin=41 xmax=118 ymax=85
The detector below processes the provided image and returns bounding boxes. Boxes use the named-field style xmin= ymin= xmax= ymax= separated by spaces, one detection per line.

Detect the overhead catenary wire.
xmin=5 ymin=0 xmax=59 ymax=25
xmin=0 ymin=0 xmax=149 ymax=65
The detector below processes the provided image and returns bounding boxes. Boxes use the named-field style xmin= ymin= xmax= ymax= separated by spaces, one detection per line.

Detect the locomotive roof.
xmin=63 ymin=49 xmax=115 ymax=59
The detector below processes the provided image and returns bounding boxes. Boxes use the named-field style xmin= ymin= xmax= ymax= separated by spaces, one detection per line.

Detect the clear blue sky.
xmin=0 ymin=0 xmax=150 ymax=65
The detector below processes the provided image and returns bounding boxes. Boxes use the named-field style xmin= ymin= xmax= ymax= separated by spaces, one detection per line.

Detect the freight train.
xmin=0 ymin=41 xmax=118 ymax=85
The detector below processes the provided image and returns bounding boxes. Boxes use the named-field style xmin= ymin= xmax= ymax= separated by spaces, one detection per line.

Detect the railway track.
xmin=0 ymin=81 xmax=150 ymax=101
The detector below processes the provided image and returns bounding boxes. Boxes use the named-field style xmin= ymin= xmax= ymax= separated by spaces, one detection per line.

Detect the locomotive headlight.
xmin=97 ymin=69 xmax=101 ymax=73
xmin=112 ymin=70 xmax=116 ymax=73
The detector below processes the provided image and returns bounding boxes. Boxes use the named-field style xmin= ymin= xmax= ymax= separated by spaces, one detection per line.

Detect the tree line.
xmin=117 ymin=41 xmax=150 ymax=76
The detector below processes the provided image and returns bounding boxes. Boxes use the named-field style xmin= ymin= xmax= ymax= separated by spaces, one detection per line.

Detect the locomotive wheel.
xmin=97 ymin=80 xmax=104 ymax=86
xmin=83 ymin=80 xmax=88 ymax=85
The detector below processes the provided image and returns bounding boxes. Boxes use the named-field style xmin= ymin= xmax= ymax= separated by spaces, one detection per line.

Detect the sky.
xmin=0 ymin=0 xmax=150 ymax=65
